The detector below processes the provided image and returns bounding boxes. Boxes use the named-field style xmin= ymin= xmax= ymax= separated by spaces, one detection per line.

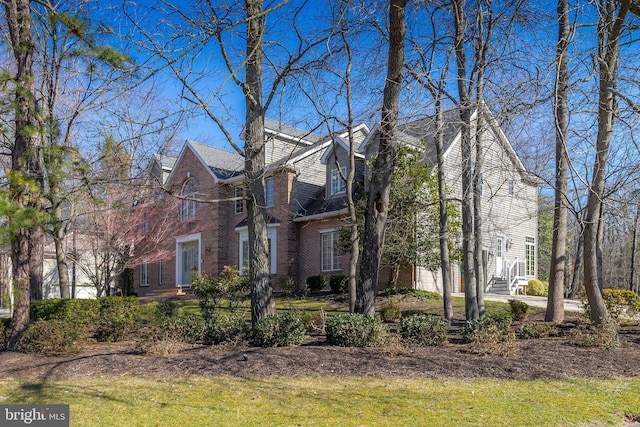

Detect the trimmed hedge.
xmin=30 ymin=298 xmax=100 ymax=327
xmin=95 ymin=296 xmax=141 ymax=342
xmin=252 ymin=313 xmax=306 ymax=347
xmin=527 ymin=280 xmax=549 ymax=297
xmin=329 ymin=274 xmax=349 ymax=294
xmin=203 ymin=313 xmax=247 ymax=345
xmin=400 ymin=314 xmax=448 ymax=346
xmin=306 ymin=274 xmax=327 ymax=292
xmin=325 ymin=313 xmax=387 ymax=347
xmin=21 ymin=319 xmax=84 ymax=355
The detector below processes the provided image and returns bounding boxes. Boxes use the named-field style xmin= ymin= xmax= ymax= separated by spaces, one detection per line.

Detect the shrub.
xmin=252 ymin=313 xmax=306 ymax=347
xmin=163 ymin=314 xmax=204 ymax=344
xmin=329 ymin=274 xmax=349 ymax=294
xmin=203 ymin=313 xmax=248 ymax=345
xmin=306 ymin=274 xmax=327 ymax=292
xmin=516 ymin=322 xmax=558 ymax=339
xmin=462 ymin=314 xmax=514 ymax=356
xmin=21 ymin=319 xmax=84 ymax=355
xmin=400 ymin=314 xmax=448 ymax=346
xmin=95 ymin=296 xmax=141 ymax=342
xmin=279 ymin=276 xmax=296 ymax=294
xmin=191 ymin=267 xmax=250 ymax=320
xmin=30 ymin=298 xmax=100 ymax=327
xmin=325 ymin=313 xmax=387 ymax=347
xmin=154 ymin=301 xmax=179 ymax=320
xmin=572 ymin=320 xmax=620 ymax=349
xmin=137 ymin=314 xmax=204 ymax=355
xmin=508 ymin=299 xmax=531 ymax=321
xmin=527 ymin=279 xmax=549 ymax=297
xmin=299 ymin=309 xmax=327 ymax=333
xmin=379 ymin=301 xmax=401 ymax=323
xmin=583 ymin=289 xmax=640 ymax=322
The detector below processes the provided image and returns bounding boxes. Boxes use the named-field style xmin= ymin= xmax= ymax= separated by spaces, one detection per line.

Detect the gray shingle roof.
xmin=396 ymin=108 xmax=463 ymax=166
xmin=264 ymin=118 xmax=324 ymax=144
xmin=187 ymin=140 xmax=245 ymax=180
xmin=153 ymin=154 xmax=177 ymax=170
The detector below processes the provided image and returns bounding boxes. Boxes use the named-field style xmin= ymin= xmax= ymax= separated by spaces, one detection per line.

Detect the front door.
xmin=496 ymin=237 xmax=504 ymax=278
xmin=180 ymin=240 xmax=199 ymax=286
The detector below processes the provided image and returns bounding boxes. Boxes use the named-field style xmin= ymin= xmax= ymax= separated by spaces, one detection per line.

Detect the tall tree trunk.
xmin=471 ymin=0 xmax=494 ymax=319
xmin=452 ymin=0 xmax=479 ymax=320
xmin=355 ymin=0 xmax=407 ymax=316
xmin=336 ymin=3 xmax=360 ymax=313
xmin=4 ymin=0 xmax=38 ymax=350
xmin=546 ymin=0 xmax=570 ymax=323
xmin=629 ymin=199 xmax=640 ymax=292
xmin=435 ymin=96 xmax=453 ymax=323
xmin=245 ymin=0 xmax=275 ymax=326
xmin=596 ymin=202 xmax=605 ymax=292
xmin=29 ymin=228 xmax=43 ymax=300
xmin=54 ymin=223 xmax=70 ymax=298
xmin=583 ymin=0 xmax=630 ymax=324
xmin=473 ymin=108 xmax=485 ymax=318
xmin=569 ymin=227 xmax=584 ymax=299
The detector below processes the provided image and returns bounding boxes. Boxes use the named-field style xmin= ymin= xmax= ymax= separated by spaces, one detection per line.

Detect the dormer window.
xmin=330 ymin=167 xmax=346 ymax=195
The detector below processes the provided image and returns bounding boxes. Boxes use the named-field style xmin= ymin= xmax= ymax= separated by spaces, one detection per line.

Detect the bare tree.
xmin=583 ymin=0 xmax=632 ymax=324
xmin=546 ymin=0 xmax=571 ymax=324
xmin=452 ymin=0 xmax=479 ymax=320
xmin=356 ymin=0 xmax=408 ymax=316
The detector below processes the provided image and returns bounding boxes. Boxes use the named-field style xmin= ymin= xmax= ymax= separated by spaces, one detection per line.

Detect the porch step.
xmin=487 ymin=280 xmax=510 ymax=295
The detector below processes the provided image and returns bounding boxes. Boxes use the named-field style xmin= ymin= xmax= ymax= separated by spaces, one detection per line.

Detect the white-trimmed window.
xmin=142 ymin=213 xmax=149 ymax=234
xmin=158 ymin=262 xmax=163 ymax=285
xmin=508 ymin=179 xmax=515 ymax=196
xmin=176 ymin=233 xmax=201 ymax=286
xmin=238 ymin=228 xmax=277 ymax=274
xmin=330 ymin=167 xmax=347 ymax=195
xmin=525 ymin=236 xmax=536 ymax=277
xmin=265 ymin=178 xmax=274 ymax=207
xmin=321 ymin=230 xmax=342 ymax=272
xmin=179 ymin=178 xmax=198 ymax=222
xmin=234 ymin=186 xmax=244 ymax=214
xmin=139 ymin=263 xmax=149 ymax=287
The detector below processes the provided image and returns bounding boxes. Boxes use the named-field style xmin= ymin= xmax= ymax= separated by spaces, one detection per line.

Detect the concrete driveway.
xmin=453 ymin=293 xmax=583 ymax=312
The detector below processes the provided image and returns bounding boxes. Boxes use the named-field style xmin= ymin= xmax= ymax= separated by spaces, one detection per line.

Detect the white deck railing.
xmin=506 ymin=258 xmax=526 ymax=295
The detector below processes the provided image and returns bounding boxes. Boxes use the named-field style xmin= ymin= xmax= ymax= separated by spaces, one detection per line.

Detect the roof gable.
xmin=165 ymin=140 xmax=245 ymax=185
xmin=358 ymin=106 xmax=529 ymax=175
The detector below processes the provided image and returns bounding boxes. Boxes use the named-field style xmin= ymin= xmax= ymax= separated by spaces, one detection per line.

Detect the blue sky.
xmin=95 ymin=0 xmax=640 ymax=198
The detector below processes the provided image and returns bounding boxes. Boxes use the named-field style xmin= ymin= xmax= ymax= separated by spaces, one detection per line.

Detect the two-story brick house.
xmin=135 ymin=108 xmax=537 ymax=297
xmin=135 ymin=119 xmax=363 ymax=296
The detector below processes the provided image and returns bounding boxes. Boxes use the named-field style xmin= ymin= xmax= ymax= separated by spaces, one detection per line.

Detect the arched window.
xmin=179 ymin=178 xmax=198 ymax=222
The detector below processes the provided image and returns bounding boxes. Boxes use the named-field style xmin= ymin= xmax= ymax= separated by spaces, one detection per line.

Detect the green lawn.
xmin=165 ymin=294 xmax=541 ymax=319
xmin=0 ymin=376 xmax=638 ymax=426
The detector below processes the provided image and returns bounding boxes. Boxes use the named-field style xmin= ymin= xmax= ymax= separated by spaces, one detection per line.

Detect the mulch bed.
xmin=2 ymin=312 xmax=640 ymax=381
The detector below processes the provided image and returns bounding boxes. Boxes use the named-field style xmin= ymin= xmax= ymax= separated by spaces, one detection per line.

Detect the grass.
xmin=0 ymin=376 xmax=638 ymax=426
xmin=164 ymin=294 xmax=541 ymax=319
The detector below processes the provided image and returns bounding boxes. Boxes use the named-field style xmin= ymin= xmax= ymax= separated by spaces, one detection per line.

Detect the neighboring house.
xmin=134 ymin=109 xmax=537 ymax=297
